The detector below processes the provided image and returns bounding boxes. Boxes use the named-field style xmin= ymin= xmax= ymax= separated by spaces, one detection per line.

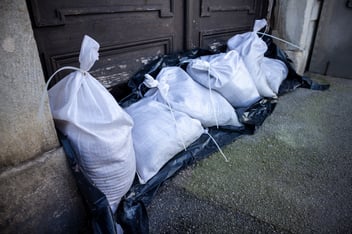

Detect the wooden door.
xmin=27 ymin=0 xmax=268 ymax=99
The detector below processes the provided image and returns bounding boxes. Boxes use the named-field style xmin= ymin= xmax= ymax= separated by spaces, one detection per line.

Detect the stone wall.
xmin=0 ymin=0 xmax=87 ymax=233
xmin=271 ymin=0 xmax=321 ymax=75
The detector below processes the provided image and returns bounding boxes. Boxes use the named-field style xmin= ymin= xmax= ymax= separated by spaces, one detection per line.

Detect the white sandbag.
xmin=186 ymin=50 xmax=261 ymax=108
xmin=48 ymin=35 xmax=136 ymax=210
xmin=227 ymin=19 xmax=276 ymax=98
xmin=144 ymin=66 xmax=242 ymax=128
xmin=261 ymin=57 xmax=288 ymax=94
xmin=125 ymin=98 xmax=204 ymax=184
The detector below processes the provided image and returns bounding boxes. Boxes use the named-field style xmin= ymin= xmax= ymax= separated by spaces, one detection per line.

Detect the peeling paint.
xmin=139 ymin=56 xmax=154 ymax=65
xmin=92 ymin=55 xmax=159 ymax=89
xmin=105 ymin=66 xmax=116 ymax=71
xmin=118 ymin=71 xmax=130 ymax=77
xmin=96 ymin=71 xmax=131 ymax=88
xmin=141 ymin=59 xmax=150 ymax=65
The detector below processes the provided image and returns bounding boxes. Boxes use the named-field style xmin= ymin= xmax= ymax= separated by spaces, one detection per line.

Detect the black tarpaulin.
xmin=58 ymin=37 xmax=329 ymax=234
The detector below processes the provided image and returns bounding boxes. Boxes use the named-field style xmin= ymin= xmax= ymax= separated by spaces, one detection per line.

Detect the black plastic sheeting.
xmin=58 ymin=36 xmax=329 ymax=234
xmin=58 ymin=130 xmax=118 ymax=234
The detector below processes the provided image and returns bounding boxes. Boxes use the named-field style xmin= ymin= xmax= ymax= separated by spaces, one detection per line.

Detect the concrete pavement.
xmin=147 ymin=74 xmax=352 ymax=233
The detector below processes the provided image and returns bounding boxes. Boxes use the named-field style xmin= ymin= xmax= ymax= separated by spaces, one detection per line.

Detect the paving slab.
xmin=147 ymin=74 xmax=352 ymax=233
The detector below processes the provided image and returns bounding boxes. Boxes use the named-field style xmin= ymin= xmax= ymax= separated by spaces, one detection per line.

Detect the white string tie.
xmin=38 ymin=66 xmax=88 ymax=119
xmin=204 ymin=129 xmax=229 ymax=162
xmin=256 ymin=32 xmax=305 ymax=51
xmin=144 ymin=74 xmax=187 ymax=151
xmin=207 ymin=65 xmax=219 ymax=129
xmin=191 ymin=60 xmax=219 ymax=129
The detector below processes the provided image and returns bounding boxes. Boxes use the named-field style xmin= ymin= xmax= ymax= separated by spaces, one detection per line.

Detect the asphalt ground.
xmin=146 ymin=74 xmax=352 ymax=233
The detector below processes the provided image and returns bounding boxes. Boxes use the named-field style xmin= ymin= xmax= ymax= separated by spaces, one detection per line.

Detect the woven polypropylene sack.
xmin=261 ymin=57 xmax=288 ymax=94
xmin=125 ymin=98 xmax=204 ymax=184
xmin=227 ymin=19 xmax=276 ymax=98
xmin=186 ymin=50 xmax=261 ymax=108
xmin=144 ymin=67 xmax=242 ymax=128
xmin=48 ymin=35 xmax=136 ymax=210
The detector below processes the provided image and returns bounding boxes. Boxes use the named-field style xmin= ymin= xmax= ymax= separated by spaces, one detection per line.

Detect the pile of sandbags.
xmin=186 ymin=50 xmax=261 ymax=108
xmin=226 ymin=19 xmax=288 ymax=97
xmin=143 ymin=66 xmax=242 ymax=128
xmin=47 ymin=19 xmax=289 ymax=211
xmin=127 ymin=66 xmax=242 ymax=184
xmin=188 ymin=19 xmax=287 ymax=103
xmin=127 ymin=19 xmax=288 ymax=185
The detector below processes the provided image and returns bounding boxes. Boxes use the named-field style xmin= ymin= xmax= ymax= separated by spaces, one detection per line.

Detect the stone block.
xmin=0 ymin=0 xmax=59 ymax=167
xmin=0 ymin=148 xmax=89 ymax=234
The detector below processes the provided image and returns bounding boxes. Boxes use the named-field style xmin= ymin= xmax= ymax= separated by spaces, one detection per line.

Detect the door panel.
xmin=27 ymin=0 xmax=267 ymax=98
xmin=186 ymin=0 xmax=267 ymax=50
xmin=29 ymin=0 xmax=175 ymax=27
xmin=28 ymin=0 xmax=183 ymax=92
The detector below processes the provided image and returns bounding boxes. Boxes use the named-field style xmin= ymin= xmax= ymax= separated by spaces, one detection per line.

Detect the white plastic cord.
xmin=145 ymin=73 xmax=187 ymax=151
xmin=256 ymin=32 xmax=305 ymax=51
xmin=259 ymin=24 xmax=269 ymax=39
xmin=207 ymin=66 xmax=219 ymax=129
xmin=191 ymin=60 xmax=219 ymax=128
xmin=165 ymin=94 xmax=187 ymax=152
xmin=38 ymin=66 xmax=87 ymax=119
xmin=204 ymin=129 xmax=229 ymax=162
